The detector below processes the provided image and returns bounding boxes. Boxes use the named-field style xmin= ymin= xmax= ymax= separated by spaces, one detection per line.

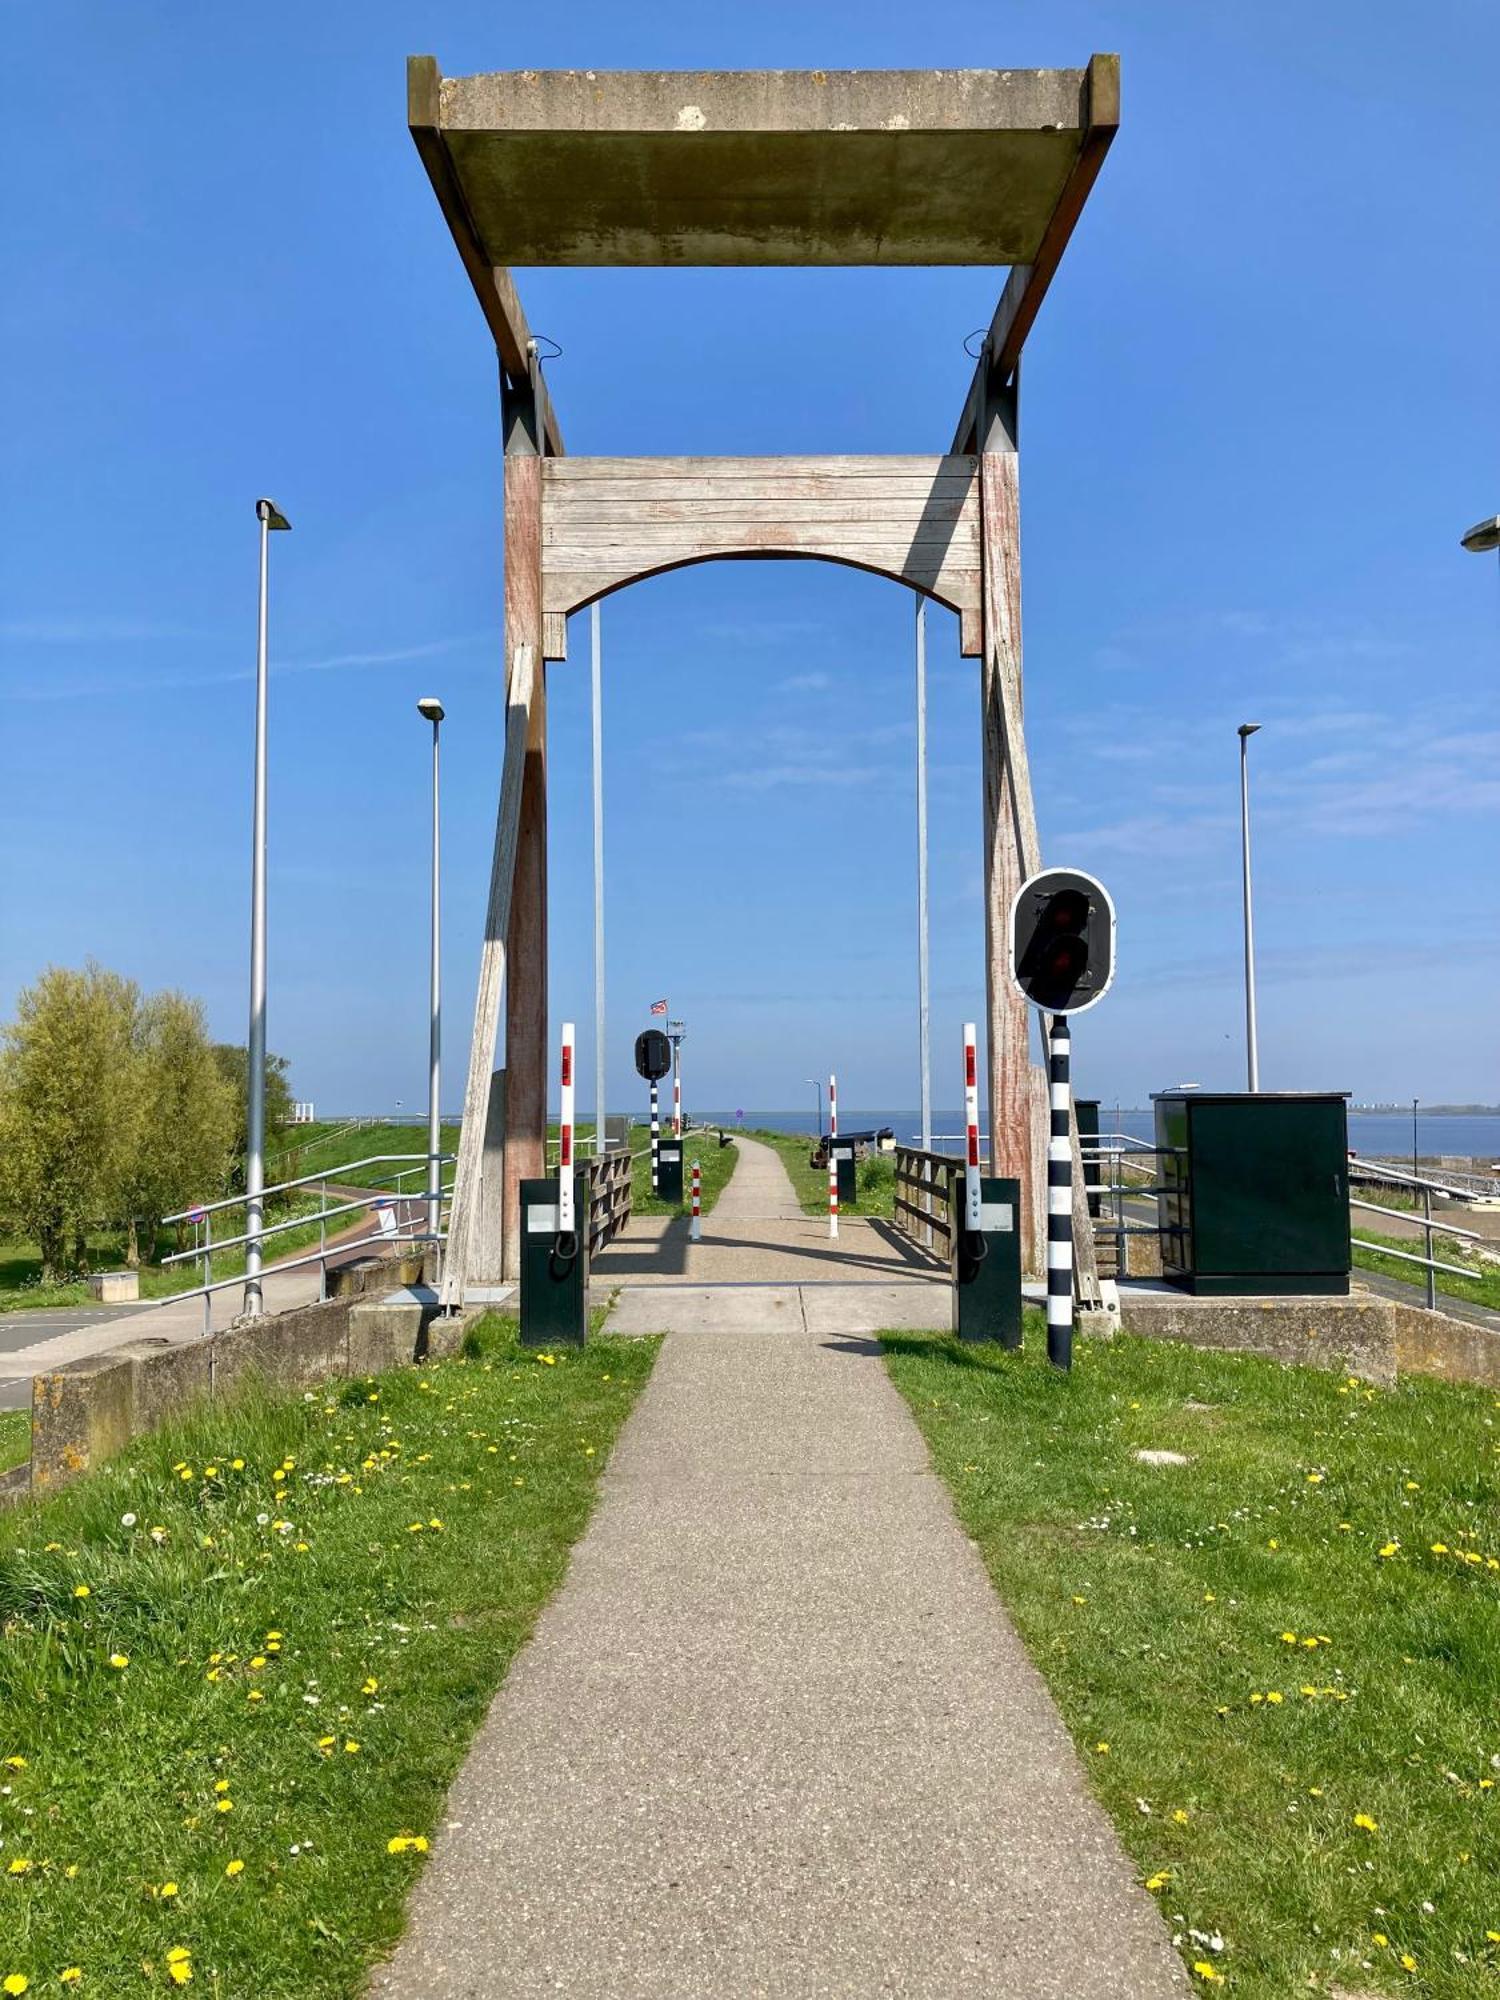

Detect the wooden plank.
xmin=546 ymin=496 xmax=976 ymax=528
xmin=545 ymin=454 xmax=975 ymax=481
xmin=438 ymin=643 xmax=536 ymax=1305
xmin=950 ymin=52 xmax=1119 ymax=453
xmin=544 ymin=523 xmax=980 ymax=553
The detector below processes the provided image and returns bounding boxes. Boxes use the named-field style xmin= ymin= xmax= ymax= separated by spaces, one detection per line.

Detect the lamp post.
xmin=1411 ymin=1097 xmax=1419 ymax=1182
xmin=1237 ymin=723 xmax=1262 ymax=1093
xmin=806 ymin=1077 xmax=823 ymax=1136
xmin=915 ymin=598 xmax=932 ymax=1156
xmin=417 ymin=696 xmax=445 ymax=1239
xmin=244 ymin=498 xmax=290 ymax=1319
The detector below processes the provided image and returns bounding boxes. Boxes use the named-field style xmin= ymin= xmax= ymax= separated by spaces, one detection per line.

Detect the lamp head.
xmin=417 ymin=696 xmax=445 ymax=724
xmin=1238 ymin=722 xmax=1261 ymax=739
xmin=255 ymin=499 xmax=291 ymax=531
xmin=1461 ymin=515 xmax=1500 ymax=554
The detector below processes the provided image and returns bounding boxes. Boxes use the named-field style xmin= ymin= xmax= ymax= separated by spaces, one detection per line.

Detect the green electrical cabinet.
xmin=519 ymin=1175 xmax=588 ymax=1346
xmin=832 ymin=1145 xmax=857 ymax=1210
xmin=1152 ymin=1091 xmax=1350 ymax=1296
xmin=953 ymin=1176 xmax=1023 ymax=1346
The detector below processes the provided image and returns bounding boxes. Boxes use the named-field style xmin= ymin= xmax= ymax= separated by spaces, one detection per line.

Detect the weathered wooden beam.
xmin=950 ymin=52 xmax=1118 ymax=454
xmin=407 ymin=55 xmax=564 ymax=456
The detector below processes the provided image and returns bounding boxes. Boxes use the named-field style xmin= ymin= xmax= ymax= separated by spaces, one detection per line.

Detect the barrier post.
xmin=1047 ymin=1012 xmax=1073 ymax=1369
xmin=690 ymin=1160 xmax=702 ymax=1241
xmin=558 ymin=1021 xmax=576 ymax=1241
xmin=963 ymin=1021 xmax=982 ymax=1234
xmin=828 ymin=1072 xmax=839 ymax=1240
xmin=650 ymin=1079 xmax=660 ymax=1192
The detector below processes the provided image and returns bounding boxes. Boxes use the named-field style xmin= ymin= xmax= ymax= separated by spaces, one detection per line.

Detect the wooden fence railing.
xmin=892 ymin=1146 xmax=965 ymax=1259
xmin=583 ymin=1147 xmax=632 ymax=1255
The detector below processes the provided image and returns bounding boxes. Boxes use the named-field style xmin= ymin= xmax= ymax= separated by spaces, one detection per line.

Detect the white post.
xmin=592 ymin=603 xmax=606 ymax=1154
xmin=672 ymin=1047 xmax=682 ymax=1136
xmin=1238 ymin=723 xmax=1261 ymax=1092
xmin=963 ymin=1021 xmax=982 ymax=1234
xmin=558 ymin=1021 xmax=576 ymax=1238
xmin=916 ymin=598 xmax=932 ymax=1157
xmin=244 ymin=499 xmax=282 ymax=1317
xmin=424 ymin=702 xmax=443 ymax=1239
xmin=828 ymin=1072 xmax=839 ymax=1239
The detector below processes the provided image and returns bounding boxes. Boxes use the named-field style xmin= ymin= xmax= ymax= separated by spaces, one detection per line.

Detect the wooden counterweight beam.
xmin=951 ymin=53 xmax=1118 ymax=455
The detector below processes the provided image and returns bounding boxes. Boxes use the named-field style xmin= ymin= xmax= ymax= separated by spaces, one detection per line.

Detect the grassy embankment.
xmin=0 ymin=1311 xmax=657 ymax=1996
xmin=1353 ymin=1231 xmax=1500 ymax=1314
xmin=748 ymin=1128 xmax=898 ymax=1219
xmin=886 ymin=1319 xmax=1500 ymax=1998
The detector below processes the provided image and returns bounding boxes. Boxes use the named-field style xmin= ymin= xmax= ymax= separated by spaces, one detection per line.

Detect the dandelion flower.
xmin=213 ymin=1779 xmax=230 ymax=1794
xmin=1145 ymin=1871 xmax=1170 ymax=1892
xmin=2 ymin=1978 xmax=29 ymax=1996
xmin=362 ymin=1678 xmax=378 ymax=1696
xmin=1172 ymin=1809 xmax=1189 ymax=1824
xmin=2 ymin=1758 xmax=25 ymax=1771
xmin=7 ymin=1859 xmax=33 ymax=1875
xmin=107 ymin=1655 xmax=128 ymax=1671
xmin=224 ymin=1860 xmax=244 ymax=1878
xmin=72 ymin=1586 xmax=90 ymax=1600
xmin=1093 ymin=1742 xmax=1110 ymax=1754
xmin=215 ymin=1798 xmax=234 ymax=1814
xmin=160 ymin=1882 xmax=178 ymax=1899
xmin=1072 ymin=1595 xmax=1087 ymax=1606
xmin=1353 ymin=1812 xmax=1378 ymax=1833
xmin=1400 ymin=1955 xmax=1417 ymax=1971
xmin=343 ymin=1741 xmax=360 ymax=1754
xmin=1373 ymin=1932 xmax=1389 ymax=1947
xmin=1431 ymin=1543 xmax=1449 ymax=1555
xmin=1191 ymin=1965 xmax=1224 ymax=1985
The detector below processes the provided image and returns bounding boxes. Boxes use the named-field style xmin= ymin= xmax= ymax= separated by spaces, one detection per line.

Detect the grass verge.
xmin=746 ymin=1128 xmax=898 ymax=1219
xmin=884 ymin=1319 xmax=1500 ymax=1998
xmin=0 ymin=1313 xmax=657 ymax=1997
xmin=0 ymin=1410 xmax=29 ymax=1477
xmin=629 ymin=1127 xmax=740 ymax=1218
xmin=1354 ymin=1230 xmax=1500 ymax=1314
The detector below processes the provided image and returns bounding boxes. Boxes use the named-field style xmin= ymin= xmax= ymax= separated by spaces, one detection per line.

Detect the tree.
xmin=0 ymin=964 xmax=140 ymax=1281
xmin=118 ymin=993 xmax=237 ymax=1264
xmin=211 ymin=1044 xmax=295 ymax=1187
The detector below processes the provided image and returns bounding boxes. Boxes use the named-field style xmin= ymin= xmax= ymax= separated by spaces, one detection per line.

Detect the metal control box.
xmin=832 ymin=1145 xmax=857 ymax=1210
xmin=1152 ymin=1091 xmax=1351 ymax=1297
xmin=656 ymin=1139 xmax=684 ymax=1205
xmin=519 ymin=1175 xmax=588 ymax=1345
xmin=953 ymin=1175 xmax=1023 ymax=1346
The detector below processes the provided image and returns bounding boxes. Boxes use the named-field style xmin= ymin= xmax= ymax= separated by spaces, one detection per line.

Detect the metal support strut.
xmin=1047 ymin=1013 xmax=1073 ymax=1370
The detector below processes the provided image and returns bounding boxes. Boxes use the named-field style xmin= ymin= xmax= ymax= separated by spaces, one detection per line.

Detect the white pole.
xmin=592 ymin=603 xmax=606 ymax=1154
xmin=916 ymin=598 xmax=932 ymax=1157
xmin=559 ymin=1022 xmax=576 ymax=1236
xmin=244 ymin=501 xmax=276 ymax=1317
xmin=690 ymin=1160 xmax=702 ymax=1241
xmin=828 ymin=1072 xmax=839 ymax=1239
xmin=672 ymin=1043 xmax=682 ymax=1136
xmin=963 ymin=1021 xmax=982 ymax=1233
xmin=426 ymin=707 xmax=442 ymax=1238
xmin=1238 ymin=724 xmax=1261 ymax=1092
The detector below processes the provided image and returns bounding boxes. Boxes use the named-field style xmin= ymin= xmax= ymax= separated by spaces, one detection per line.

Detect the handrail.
xmin=891 ymin=1145 xmax=964 ymax=1257
xmin=159 ymin=1181 xmax=455 ymax=1266
xmin=163 ymin=1153 xmax=453 ymax=1224
xmin=150 ymin=1225 xmax=448 ymax=1304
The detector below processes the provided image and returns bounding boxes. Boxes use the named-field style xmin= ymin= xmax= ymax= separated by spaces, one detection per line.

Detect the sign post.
xmin=634 ymin=1028 xmax=672 ymax=1195
xmin=828 ymin=1072 xmax=839 ymax=1240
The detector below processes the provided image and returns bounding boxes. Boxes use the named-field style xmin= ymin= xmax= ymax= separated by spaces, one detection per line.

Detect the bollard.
xmin=521 ymin=1021 xmax=587 ymax=1347
xmin=690 ymin=1160 xmax=702 ymax=1240
xmin=828 ymin=1071 xmax=839 ymax=1239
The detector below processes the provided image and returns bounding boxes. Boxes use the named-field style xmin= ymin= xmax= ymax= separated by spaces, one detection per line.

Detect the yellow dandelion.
xmin=1401 ymin=1955 xmax=1416 ymax=1972
xmin=1306 ymin=1472 xmax=1323 ymax=1484
xmin=107 ymin=1655 xmax=129 ymax=1671
xmin=72 ymin=1585 xmax=90 ymax=1600
xmin=1072 ymin=1595 xmax=1087 ymax=1606
xmin=1192 ymin=1965 xmax=1224 ymax=1986
xmin=1093 ymin=1742 xmax=1110 ymax=1754
xmin=344 ymin=1740 xmax=360 ymax=1754
xmin=1353 ymin=1812 xmax=1378 ymax=1833
xmin=225 ymin=1859 xmax=244 ymax=1878
xmin=2 ymin=1758 xmax=24 ymax=1770
xmin=362 ymin=1677 xmax=379 ymax=1696
xmin=6 ymin=1858 xmax=33 ymax=1875
xmin=1372 ymin=1931 xmax=1388 ymax=1946
xmin=1379 ymin=1542 xmax=1399 ymax=1557
xmin=1266 ymin=1692 xmax=1284 ymax=1705
xmin=1145 ymin=1871 xmax=1170 ymax=1892
xmin=2 ymin=1978 xmax=29 ymax=1996
xmin=1280 ymin=1631 xmax=1297 ymax=1644
xmin=246 ymin=1690 xmax=264 ymax=1705
xmin=215 ymin=1798 xmax=234 ymax=1814
xmin=1431 ymin=1543 xmax=1449 ymax=1555
xmin=1172 ymin=1809 xmax=1189 ymax=1824
xmin=160 ymin=1882 xmax=178 ymax=1899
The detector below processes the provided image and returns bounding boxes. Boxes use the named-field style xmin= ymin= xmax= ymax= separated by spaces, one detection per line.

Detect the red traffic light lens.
xmin=1045 ymin=890 xmax=1089 ymax=931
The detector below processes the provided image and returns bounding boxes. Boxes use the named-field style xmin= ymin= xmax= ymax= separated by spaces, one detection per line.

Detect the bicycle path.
xmin=372 ymin=1142 xmax=1187 ymax=1997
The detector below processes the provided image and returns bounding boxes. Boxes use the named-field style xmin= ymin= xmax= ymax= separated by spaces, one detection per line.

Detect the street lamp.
xmin=1460 ymin=515 xmax=1500 ymax=555
xmin=417 ymin=696 xmax=445 ymax=1239
xmin=1237 ymin=723 xmax=1262 ymax=1093
xmin=806 ymin=1077 xmax=823 ymax=1135
xmin=244 ymin=498 xmax=290 ymax=1319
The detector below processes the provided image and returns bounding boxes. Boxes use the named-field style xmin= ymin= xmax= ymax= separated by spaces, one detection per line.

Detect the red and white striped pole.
xmin=962 ymin=1021 xmax=982 ymax=1236
xmin=828 ymin=1072 xmax=839 ymax=1239
xmin=672 ymin=1057 xmax=682 ymax=1138
xmin=690 ymin=1159 xmax=702 ymax=1241
xmin=559 ymin=1021 xmax=576 ymax=1241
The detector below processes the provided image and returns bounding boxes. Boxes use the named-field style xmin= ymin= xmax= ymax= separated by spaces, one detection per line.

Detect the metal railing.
xmin=1349 ymin=1168 xmax=1488 ymax=1312
xmin=160 ymin=1154 xmax=453 ymax=1334
xmin=1079 ymin=1134 xmax=1175 ymax=1274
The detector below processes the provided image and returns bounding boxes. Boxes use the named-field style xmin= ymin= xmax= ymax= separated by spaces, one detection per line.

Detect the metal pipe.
xmin=591 ymin=602 xmax=606 ymax=1156
xmin=1238 ymin=723 xmax=1261 ymax=1092
xmin=424 ymin=703 xmax=444 ymax=1238
xmin=915 ymin=597 xmax=932 ymax=1157
xmin=245 ymin=502 xmax=277 ymax=1315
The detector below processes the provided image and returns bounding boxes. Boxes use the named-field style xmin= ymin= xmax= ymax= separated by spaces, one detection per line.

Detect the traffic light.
xmin=634 ymin=1029 xmax=672 ymax=1082
xmin=1009 ymin=867 xmax=1115 ymax=1014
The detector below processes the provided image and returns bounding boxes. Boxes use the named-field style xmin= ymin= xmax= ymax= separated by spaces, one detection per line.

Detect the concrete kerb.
xmin=12 ymin=1259 xmax=481 ymax=1506
xmin=1118 ymin=1289 xmax=1398 ymax=1385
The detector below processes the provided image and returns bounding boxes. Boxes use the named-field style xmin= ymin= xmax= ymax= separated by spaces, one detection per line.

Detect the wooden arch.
xmin=539 ymin=455 xmax=983 ymax=661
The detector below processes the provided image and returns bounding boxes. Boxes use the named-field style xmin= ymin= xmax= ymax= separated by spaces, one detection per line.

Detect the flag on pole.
xmin=650 ymin=998 xmax=668 ymax=1015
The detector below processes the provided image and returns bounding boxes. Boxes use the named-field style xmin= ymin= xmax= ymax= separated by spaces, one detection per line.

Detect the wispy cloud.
xmin=7 ymin=635 xmax=489 ymax=704
xmin=774 ymin=671 xmax=834 ymax=695
xmin=1 ymin=615 xmax=208 ymax=645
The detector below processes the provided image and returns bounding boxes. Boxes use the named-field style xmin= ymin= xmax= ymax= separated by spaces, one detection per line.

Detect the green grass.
xmin=747 ymin=1128 xmax=899 ymax=1218
xmin=0 ymin=1409 xmax=29 ymax=1477
xmin=627 ymin=1126 xmax=740 ymax=1218
xmin=1354 ymin=1229 xmax=1500 ymax=1314
xmin=0 ymin=1313 xmax=658 ymax=1996
xmin=884 ymin=1320 xmax=1500 ymax=1997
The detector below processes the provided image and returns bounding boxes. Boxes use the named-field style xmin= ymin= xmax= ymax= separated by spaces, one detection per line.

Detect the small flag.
xmin=650 ymin=998 xmax=668 ymax=1015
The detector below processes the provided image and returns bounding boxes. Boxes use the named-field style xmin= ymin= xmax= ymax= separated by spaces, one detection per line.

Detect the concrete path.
xmin=592 ymin=1131 xmax=943 ymax=1287
xmin=372 ymin=1313 xmax=1188 ymax=1993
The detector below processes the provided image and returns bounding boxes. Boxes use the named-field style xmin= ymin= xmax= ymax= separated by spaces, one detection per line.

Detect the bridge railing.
xmin=583 ymin=1147 xmax=632 ymax=1256
xmin=891 ymin=1146 xmax=965 ymax=1260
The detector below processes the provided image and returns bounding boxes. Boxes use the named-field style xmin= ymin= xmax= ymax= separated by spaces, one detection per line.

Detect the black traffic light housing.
xmin=634 ymin=1029 xmax=672 ymax=1082
xmin=1009 ymin=867 xmax=1115 ymax=1014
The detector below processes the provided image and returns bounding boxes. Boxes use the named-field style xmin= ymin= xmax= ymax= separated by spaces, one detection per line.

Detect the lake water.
xmin=695 ymin=1108 xmax=1500 ymax=1164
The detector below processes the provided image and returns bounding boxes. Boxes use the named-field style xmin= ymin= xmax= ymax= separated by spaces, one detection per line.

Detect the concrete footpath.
xmin=372 ymin=1153 xmax=1188 ymax=1996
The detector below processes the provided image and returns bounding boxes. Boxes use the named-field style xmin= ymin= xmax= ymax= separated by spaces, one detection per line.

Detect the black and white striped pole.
xmin=649 ymin=1080 xmax=660 ymax=1193
xmin=1046 ymin=1013 xmax=1073 ymax=1369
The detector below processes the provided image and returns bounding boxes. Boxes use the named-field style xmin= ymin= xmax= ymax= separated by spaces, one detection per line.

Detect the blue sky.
xmin=2 ymin=0 xmax=1496 ymax=1123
